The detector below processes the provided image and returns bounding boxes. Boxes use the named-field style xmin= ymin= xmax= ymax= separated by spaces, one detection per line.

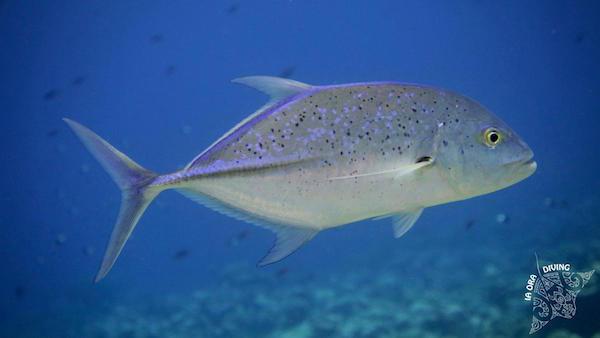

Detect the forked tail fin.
xmin=64 ymin=118 xmax=165 ymax=282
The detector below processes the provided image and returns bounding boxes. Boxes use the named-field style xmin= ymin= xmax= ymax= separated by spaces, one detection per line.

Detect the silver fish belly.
xmin=65 ymin=76 xmax=536 ymax=281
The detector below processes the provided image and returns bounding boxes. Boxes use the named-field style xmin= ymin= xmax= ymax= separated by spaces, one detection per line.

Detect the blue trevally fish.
xmin=64 ymin=76 xmax=537 ymax=281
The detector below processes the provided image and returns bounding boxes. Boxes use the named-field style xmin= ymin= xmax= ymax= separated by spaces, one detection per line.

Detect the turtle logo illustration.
xmin=525 ymin=254 xmax=594 ymax=334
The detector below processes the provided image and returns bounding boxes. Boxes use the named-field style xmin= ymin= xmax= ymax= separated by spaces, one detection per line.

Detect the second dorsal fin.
xmin=232 ymin=76 xmax=312 ymax=103
xmin=184 ymin=76 xmax=313 ymax=170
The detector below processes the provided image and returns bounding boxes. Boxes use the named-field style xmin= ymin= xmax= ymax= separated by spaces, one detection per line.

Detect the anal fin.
xmin=258 ymin=226 xmax=318 ymax=266
xmin=177 ymin=188 xmax=318 ymax=266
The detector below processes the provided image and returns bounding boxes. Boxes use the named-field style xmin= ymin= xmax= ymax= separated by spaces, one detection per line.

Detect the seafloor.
xmin=6 ymin=194 xmax=600 ymax=338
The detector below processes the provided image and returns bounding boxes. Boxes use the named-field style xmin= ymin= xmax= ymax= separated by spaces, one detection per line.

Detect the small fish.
xmin=237 ymin=229 xmax=249 ymax=240
xmin=225 ymin=3 xmax=239 ymax=14
xmin=72 ymin=76 xmax=86 ymax=86
xmin=543 ymin=197 xmax=569 ymax=209
xmin=276 ymin=267 xmax=289 ymax=278
xmin=574 ymin=31 xmax=586 ymax=44
xmin=14 ymin=286 xmax=25 ymax=300
xmin=279 ymin=66 xmax=296 ymax=78
xmin=55 ymin=233 xmax=67 ymax=246
xmin=46 ymin=129 xmax=59 ymax=138
xmin=43 ymin=89 xmax=60 ymax=101
xmin=82 ymin=245 xmax=95 ymax=256
xmin=465 ymin=219 xmax=476 ymax=231
xmin=181 ymin=125 xmax=192 ymax=135
xmin=150 ymin=34 xmax=164 ymax=44
xmin=64 ymin=76 xmax=536 ymax=281
xmin=226 ymin=229 xmax=250 ymax=247
xmin=495 ymin=213 xmax=509 ymax=224
xmin=173 ymin=249 xmax=190 ymax=260
xmin=165 ymin=65 xmax=176 ymax=76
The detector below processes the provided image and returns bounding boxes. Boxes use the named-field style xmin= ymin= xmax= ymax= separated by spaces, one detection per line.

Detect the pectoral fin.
xmin=329 ymin=158 xmax=433 ymax=181
xmin=391 ymin=208 xmax=423 ymax=238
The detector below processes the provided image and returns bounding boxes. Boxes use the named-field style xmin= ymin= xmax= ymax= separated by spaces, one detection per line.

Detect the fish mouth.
xmin=504 ymin=152 xmax=534 ymax=167
xmin=505 ymin=154 xmax=537 ymax=175
xmin=522 ymin=158 xmax=537 ymax=172
xmin=519 ymin=154 xmax=536 ymax=167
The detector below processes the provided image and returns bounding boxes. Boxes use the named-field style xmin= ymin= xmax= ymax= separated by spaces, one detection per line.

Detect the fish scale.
xmin=64 ymin=76 xmax=536 ymax=281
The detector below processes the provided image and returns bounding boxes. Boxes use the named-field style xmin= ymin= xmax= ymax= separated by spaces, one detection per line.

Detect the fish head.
xmin=436 ymin=102 xmax=536 ymax=199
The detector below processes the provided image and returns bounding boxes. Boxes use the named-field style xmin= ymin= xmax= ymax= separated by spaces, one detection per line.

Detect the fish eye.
xmin=483 ymin=128 xmax=502 ymax=147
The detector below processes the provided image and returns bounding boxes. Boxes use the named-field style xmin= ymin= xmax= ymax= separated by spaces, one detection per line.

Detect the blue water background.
xmin=1 ymin=1 xmax=599 ymax=337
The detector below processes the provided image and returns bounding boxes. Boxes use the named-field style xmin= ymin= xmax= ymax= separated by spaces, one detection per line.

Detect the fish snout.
xmin=503 ymin=145 xmax=536 ymax=178
xmin=517 ymin=141 xmax=536 ymax=171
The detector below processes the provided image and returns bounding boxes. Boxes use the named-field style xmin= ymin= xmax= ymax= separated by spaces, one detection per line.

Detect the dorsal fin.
xmin=258 ymin=226 xmax=317 ymax=266
xmin=232 ymin=76 xmax=312 ymax=103
xmin=184 ymin=76 xmax=312 ymax=170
